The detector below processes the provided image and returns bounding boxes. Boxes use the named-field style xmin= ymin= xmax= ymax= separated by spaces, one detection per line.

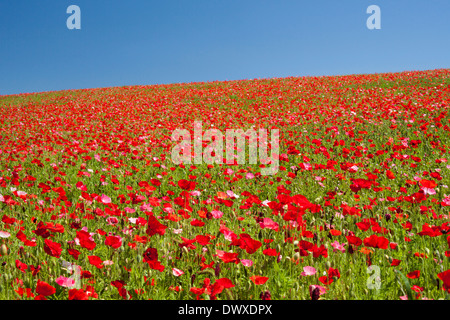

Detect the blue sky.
xmin=1 ymin=0 xmax=449 ymax=95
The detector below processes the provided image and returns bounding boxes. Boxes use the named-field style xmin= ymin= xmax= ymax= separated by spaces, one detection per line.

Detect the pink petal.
xmin=301 ymin=266 xmax=317 ymax=276
xmin=172 ymin=268 xmax=184 ymax=277
xmin=211 ymin=210 xmax=223 ymax=219
xmin=101 ymin=194 xmax=111 ymax=204
xmin=241 ymin=259 xmax=253 ymax=267
xmin=0 ymin=231 xmax=11 ymax=238
xmin=124 ymin=207 xmax=135 ymax=213
xmin=56 ymin=276 xmax=75 ymax=288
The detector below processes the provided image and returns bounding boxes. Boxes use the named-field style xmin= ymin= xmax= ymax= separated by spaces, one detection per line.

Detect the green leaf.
xmin=395 ymin=269 xmax=415 ymax=301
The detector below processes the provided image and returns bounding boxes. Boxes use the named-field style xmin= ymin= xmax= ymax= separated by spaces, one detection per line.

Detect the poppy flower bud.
xmin=214 ymin=262 xmax=221 ymax=277
xmin=310 ymin=286 xmax=320 ymax=300
xmin=348 ymin=245 xmax=354 ymax=254
xmin=293 ymin=240 xmax=299 ymax=247
xmin=326 ymin=261 xmax=331 ymax=269
xmin=385 ymin=213 xmax=391 ymax=222
xmin=0 ymin=244 xmax=7 ymax=256
xmin=182 ymin=246 xmax=189 ymax=255
xmin=425 ymin=247 xmax=430 ymax=255
xmin=260 ymin=290 xmax=271 ymax=300
xmin=293 ymin=252 xmax=300 ymax=260
xmin=313 ymin=233 xmax=318 ymax=243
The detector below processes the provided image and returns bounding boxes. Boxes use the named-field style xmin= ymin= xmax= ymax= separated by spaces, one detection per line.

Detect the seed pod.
xmin=0 ymin=244 xmax=8 ymax=256
xmin=435 ymin=250 xmax=441 ymax=259
xmin=276 ymin=244 xmax=282 ymax=253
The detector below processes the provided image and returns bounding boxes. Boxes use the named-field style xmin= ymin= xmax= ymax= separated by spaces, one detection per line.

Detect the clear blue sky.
xmin=1 ymin=0 xmax=449 ymax=95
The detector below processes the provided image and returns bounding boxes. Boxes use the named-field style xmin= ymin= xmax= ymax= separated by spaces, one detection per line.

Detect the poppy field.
xmin=0 ymin=69 xmax=449 ymax=300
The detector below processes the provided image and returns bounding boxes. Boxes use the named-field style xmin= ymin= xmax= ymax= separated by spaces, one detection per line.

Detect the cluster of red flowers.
xmin=0 ymin=69 xmax=449 ymax=300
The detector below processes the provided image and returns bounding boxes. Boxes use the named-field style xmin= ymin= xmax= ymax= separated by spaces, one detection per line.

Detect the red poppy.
xmin=312 ymin=244 xmax=328 ymax=258
xmin=216 ymin=250 xmax=239 ymax=264
xmin=143 ymin=247 xmax=165 ymax=272
xmin=44 ymin=238 xmax=62 ymax=258
xmin=419 ymin=179 xmax=437 ymax=189
xmin=329 ymin=268 xmax=340 ymax=279
xmin=346 ymin=235 xmax=362 ymax=247
xmin=178 ymin=179 xmax=196 ymax=190
xmin=146 ymin=215 xmax=167 ymax=237
xmin=76 ymin=230 xmax=96 ymax=250
xmin=15 ymin=259 xmax=28 ymax=273
xmin=190 ymin=219 xmax=205 ymax=227
xmin=150 ymin=178 xmax=161 ymax=186
xmin=356 ymin=221 xmax=371 ymax=231
xmin=250 ymin=276 xmax=269 ymax=285
xmin=350 ymin=179 xmax=372 ymax=193
xmin=363 ymin=234 xmax=389 ymax=249
xmin=319 ymin=275 xmax=334 ymax=285
xmin=262 ymin=248 xmax=279 ymax=257
xmin=88 ymin=255 xmax=104 ymax=269
xmin=330 ymin=229 xmax=341 ymax=236
xmin=298 ymin=240 xmax=314 ymax=251
xmin=407 ymin=270 xmax=420 ymax=279
xmin=437 ymin=269 xmax=450 ymax=292
xmin=68 ymin=248 xmax=81 ymax=260
xmin=105 ymin=235 xmax=122 ymax=249
xmin=68 ymin=288 xmax=89 ymax=300
xmin=195 ymin=235 xmax=211 ymax=246
xmin=386 ymin=170 xmax=395 ymax=180
xmin=237 ymin=234 xmax=262 ymax=254
xmin=391 ymin=259 xmax=401 ymax=266
xmin=210 ymin=278 xmax=235 ymax=297
xmin=36 ymin=280 xmax=56 ymax=296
